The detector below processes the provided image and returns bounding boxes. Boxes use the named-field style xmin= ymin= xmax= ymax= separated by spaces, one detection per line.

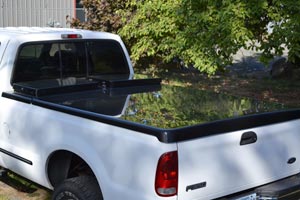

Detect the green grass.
xmin=0 ymin=195 xmax=9 ymax=200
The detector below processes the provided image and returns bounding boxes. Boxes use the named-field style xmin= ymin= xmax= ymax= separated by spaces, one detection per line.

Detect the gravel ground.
xmin=227 ymin=47 xmax=288 ymax=79
xmin=0 ymin=170 xmax=50 ymax=200
xmin=0 ymin=181 xmax=50 ymax=200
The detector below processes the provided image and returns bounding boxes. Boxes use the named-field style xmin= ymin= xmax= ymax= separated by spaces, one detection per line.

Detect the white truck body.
xmin=0 ymin=27 xmax=300 ymax=200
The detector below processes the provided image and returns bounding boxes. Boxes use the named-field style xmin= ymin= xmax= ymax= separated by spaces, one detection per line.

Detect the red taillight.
xmin=155 ymin=151 xmax=178 ymax=197
xmin=61 ymin=34 xmax=82 ymax=39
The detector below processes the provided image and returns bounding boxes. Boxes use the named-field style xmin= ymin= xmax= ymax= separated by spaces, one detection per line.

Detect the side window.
xmin=19 ymin=45 xmax=43 ymax=58
xmin=13 ymin=44 xmax=45 ymax=83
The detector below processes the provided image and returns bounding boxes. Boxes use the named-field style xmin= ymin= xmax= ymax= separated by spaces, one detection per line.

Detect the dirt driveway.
xmin=0 ymin=171 xmax=50 ymax=200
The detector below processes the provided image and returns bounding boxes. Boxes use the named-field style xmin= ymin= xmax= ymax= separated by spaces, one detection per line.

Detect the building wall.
xmin=0 ymin=0 xmax=76 ymax=27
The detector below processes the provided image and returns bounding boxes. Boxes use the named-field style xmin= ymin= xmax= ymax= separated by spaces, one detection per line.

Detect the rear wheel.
xmin=52 ymin=176 xmax=103 ymax=200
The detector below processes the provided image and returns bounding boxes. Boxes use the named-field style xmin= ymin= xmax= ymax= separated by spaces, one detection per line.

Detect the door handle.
xmin=240 ymin=131 xmax=257 ymax=145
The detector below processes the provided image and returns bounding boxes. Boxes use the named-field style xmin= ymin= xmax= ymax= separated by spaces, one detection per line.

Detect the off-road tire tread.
xmin=52 ymin=176 xmax=103 ymax=200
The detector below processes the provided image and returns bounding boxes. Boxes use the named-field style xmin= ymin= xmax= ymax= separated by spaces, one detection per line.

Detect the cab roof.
xmin=0 ymin=27 xmax=120 ymax=42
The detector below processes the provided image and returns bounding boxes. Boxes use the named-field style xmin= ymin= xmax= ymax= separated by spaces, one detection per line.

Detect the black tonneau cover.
xmin=2 ymin=78 xmax=300 ymax=143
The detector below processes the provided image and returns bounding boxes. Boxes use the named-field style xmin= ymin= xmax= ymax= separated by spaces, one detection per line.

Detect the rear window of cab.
xmin=12 ymin=40 xmax=130 ymax=84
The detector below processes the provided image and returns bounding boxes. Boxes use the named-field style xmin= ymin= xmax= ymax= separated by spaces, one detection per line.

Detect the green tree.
xmin=257 ymin=0 xmax=300 ymax=65
xmin=72 ymin=0 xmax=300 ymax=74
xmin=71 ymin=0 xmax=131 ymax=33
xmin=119 ymin=0 xmax=180 ymax=68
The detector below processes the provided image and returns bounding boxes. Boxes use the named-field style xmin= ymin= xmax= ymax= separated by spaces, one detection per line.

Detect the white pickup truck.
xmin=0 ymin=27 xmax=300 ymax=200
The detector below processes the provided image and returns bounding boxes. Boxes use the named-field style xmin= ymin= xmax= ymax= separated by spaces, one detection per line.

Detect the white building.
xmin=0 ymin=0 xmax=85 ymax=28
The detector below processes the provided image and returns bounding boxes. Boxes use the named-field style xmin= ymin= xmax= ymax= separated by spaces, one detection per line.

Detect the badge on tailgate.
xmin=186 ymin=182 xmax=207 ymax=192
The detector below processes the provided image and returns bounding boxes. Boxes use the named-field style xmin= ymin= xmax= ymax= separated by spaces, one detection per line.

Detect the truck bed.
xmin=2 ymin=77 xmax=300 ymax=144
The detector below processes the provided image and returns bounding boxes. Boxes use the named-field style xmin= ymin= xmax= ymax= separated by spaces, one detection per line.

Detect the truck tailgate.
xmin=177 ymin=119 xmax=300 ymax=200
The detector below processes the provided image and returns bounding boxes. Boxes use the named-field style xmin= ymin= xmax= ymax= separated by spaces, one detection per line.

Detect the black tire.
xmin=52 ymin=176 xmax=103 ymax=200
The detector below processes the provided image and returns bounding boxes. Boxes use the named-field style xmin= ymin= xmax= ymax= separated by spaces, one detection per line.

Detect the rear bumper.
xmin=217 ymin=174 xmax=300 ymax=200
xmin=256 ymin=175 xmax=300 ymax=200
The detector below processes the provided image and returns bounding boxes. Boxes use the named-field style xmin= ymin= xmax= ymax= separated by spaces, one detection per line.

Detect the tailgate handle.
xmin=240 ymin=131 xmax=257 ymax=145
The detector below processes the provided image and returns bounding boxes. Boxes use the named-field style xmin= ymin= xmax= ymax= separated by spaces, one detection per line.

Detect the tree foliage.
xmin=71 ymin=0 xmax=131 ymax=33
xmin=72 ymin=0 xmax=300 ymax=74
xmin=258 ymin=0 xmax=300 ymax=64
xmin=119 ymin=0 xmax=180 ymax=68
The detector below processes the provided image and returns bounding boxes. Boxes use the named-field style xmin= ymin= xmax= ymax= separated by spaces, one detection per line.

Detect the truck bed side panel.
xmin=0 ymin=96 xmax=177 ymax=200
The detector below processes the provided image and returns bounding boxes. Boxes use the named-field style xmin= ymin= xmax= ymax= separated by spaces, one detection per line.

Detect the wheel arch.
xmin=46 ymin=149 xmax=98 ymax=188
